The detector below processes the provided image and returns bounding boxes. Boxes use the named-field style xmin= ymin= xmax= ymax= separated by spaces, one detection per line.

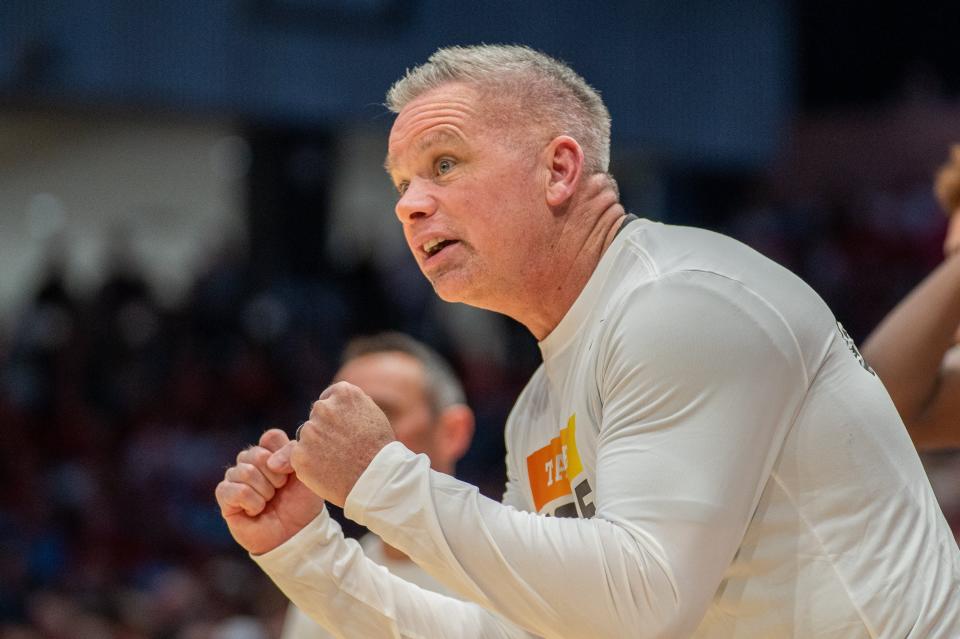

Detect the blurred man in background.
xmin=278 ymin=332 xmax=474 ymax=639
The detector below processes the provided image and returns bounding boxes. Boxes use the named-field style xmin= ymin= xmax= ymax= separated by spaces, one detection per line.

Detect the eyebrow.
xmin=384 ymin=129 xmax=463 ymax=174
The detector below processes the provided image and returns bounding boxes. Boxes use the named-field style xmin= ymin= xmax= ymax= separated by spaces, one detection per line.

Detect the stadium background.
xmin=1 ymin=2 xmax=958 ymax=637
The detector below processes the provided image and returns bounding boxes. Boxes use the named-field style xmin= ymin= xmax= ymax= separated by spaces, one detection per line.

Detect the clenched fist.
xmin=271 ymin=381 xmax=397 ymax=508
xmin=215 ymin=429 xmax=324 ymax=555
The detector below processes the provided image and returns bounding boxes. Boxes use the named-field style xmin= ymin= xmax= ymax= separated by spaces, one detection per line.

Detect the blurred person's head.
xmin=337 ymin=332 xmax=473 ymax=474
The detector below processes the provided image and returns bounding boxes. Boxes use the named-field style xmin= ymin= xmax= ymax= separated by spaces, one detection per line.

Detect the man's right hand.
xmin=215 ymin=428 xmax=325 ymax=555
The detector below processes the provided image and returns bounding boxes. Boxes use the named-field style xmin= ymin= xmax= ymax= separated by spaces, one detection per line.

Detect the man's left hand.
xmin=269 ymin=381 xmax=397 ymax=507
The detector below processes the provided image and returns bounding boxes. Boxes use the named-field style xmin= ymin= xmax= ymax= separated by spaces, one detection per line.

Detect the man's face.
xmin=385 ymin=82 xmax=548 ymax=311
xmin=334 ymin=351 xmax=441 ymax=464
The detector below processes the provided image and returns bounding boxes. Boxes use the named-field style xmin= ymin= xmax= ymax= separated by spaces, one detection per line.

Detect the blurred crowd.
xmin=0 ymin=162 xmax=958 ymax=638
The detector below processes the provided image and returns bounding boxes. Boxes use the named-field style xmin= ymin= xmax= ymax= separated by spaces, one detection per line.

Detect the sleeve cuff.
xmin=344 ymin=441 xmax=420 ymax=527
xmin=250 ymin=507 xmax=331 ymax=570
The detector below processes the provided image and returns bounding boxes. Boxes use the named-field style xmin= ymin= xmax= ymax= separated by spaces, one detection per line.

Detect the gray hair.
xmin=386 ymin=44 xmax=611 ymax=174
xmin=341 ymin=332 xmax=466 ymax=414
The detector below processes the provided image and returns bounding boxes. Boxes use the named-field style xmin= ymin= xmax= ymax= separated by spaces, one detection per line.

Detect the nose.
xmin=394 ymin=177 xmax=437 ymax=225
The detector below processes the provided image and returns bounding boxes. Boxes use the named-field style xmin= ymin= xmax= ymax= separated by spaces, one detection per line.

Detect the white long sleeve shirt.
xmin=281 ymin=533 xmax=460 ymax=639
xmin=256 ymin=219 xmax=960 ymax=638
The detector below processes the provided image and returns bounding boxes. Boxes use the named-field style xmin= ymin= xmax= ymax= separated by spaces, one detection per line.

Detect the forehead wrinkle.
xmin=400 ymin=94 xmax=478 ymax=122
xmin=415 ymin=129 xmax=463 ymax=153
xmin=385 ymin=86 xmax=483 ymax=175
xmin=385 ymin=116 xmax=469 ymax=175
xmin=394 ymin=107 xmax=472 ymax=146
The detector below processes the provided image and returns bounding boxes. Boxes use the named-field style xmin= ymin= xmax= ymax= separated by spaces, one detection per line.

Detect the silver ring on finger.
xmin=295 ymin=422 xmax=305 ymax=442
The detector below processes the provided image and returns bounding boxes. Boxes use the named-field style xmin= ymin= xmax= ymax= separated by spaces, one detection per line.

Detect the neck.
xmin=514 ymin=173 xmax=626 ymax=340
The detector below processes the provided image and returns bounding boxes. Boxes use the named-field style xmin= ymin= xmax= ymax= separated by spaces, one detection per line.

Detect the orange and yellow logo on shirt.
xmin=526 ymin=414 xmax=584 ymax=512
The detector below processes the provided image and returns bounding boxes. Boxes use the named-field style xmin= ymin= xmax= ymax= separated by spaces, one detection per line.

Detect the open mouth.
xmin=423 ymin=238 xmax=458 ymax=259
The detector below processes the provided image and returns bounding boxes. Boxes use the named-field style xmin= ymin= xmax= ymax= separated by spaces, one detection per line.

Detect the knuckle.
xmin=237 ymin=445 xmax=258 ymax=464
xmin=217 ymin=482 xmax=244 ymax=508
xmin=237 ymin=484 xmax=260 ymax=503
xmin=260 ymin=427 xmax=285 ymax=444
xmin=226 ymin=463 xmax=255 ymax=486
xmin=334 ymin=380 xmax=355 ymax=395
xmin=233 ymin=463 xmax=253 ymax=482
xmin=251 ymin=447 xmax=271 ymax=465
xmin=261 ymin=482 xmax=276 ymax=499
xmin=239 ymin=463 xmax=266 ymax=485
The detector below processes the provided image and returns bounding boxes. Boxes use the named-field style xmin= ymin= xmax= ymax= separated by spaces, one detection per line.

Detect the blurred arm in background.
xmin=862 ymin=145 xmax=960 ymax=449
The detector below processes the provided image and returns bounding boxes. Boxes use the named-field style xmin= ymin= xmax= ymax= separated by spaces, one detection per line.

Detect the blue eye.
xmin=436 ymin=158 xmax=454 ymax=175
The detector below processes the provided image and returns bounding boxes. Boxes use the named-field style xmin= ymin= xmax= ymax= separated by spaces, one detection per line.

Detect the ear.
xmin=544 ymin=136 xmax=585 ymax=207
xmin=435 ymin=404 xmax=475 ymax=466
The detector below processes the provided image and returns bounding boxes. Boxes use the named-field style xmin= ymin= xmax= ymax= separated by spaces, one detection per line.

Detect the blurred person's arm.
xmin=936 ymin=145 xmax=960 ymax=255
xmin=861 ymin=148 xmax=960 ymax=450
xmin=945 ymin=206 xmax=960 ymax=256
xmin=861 ymin=242 xmax=960 ymax=449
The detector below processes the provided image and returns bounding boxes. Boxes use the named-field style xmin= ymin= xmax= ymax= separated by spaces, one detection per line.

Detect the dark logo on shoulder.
xmin=837 ymin=321 xmax=875 ymax=376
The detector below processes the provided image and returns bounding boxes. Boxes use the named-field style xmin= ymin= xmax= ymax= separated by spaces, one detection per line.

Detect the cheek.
xmin=402 ymin=226 xmax=422 ymax=258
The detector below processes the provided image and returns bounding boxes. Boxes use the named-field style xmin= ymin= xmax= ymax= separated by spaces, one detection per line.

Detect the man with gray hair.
xmin=218 ymin=45 xmax=960 ymax=637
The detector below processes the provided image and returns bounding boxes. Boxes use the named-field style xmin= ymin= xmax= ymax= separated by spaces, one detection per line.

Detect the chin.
xmin=427 ymin=272 xmax=473 ymax=304
xmin=431 ymin=281 xmax=467 ymax=303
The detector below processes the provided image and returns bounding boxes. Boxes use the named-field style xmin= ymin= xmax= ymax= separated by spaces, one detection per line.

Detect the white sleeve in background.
xmin=252 ymin=508 xmax=539 ymax=639
xmin=345 ymin=273 xmax=807 ymax=639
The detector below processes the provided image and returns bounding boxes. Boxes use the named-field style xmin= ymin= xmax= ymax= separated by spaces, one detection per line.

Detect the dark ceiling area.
xmin=798 ymin=0 xmax=960 ymax=110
